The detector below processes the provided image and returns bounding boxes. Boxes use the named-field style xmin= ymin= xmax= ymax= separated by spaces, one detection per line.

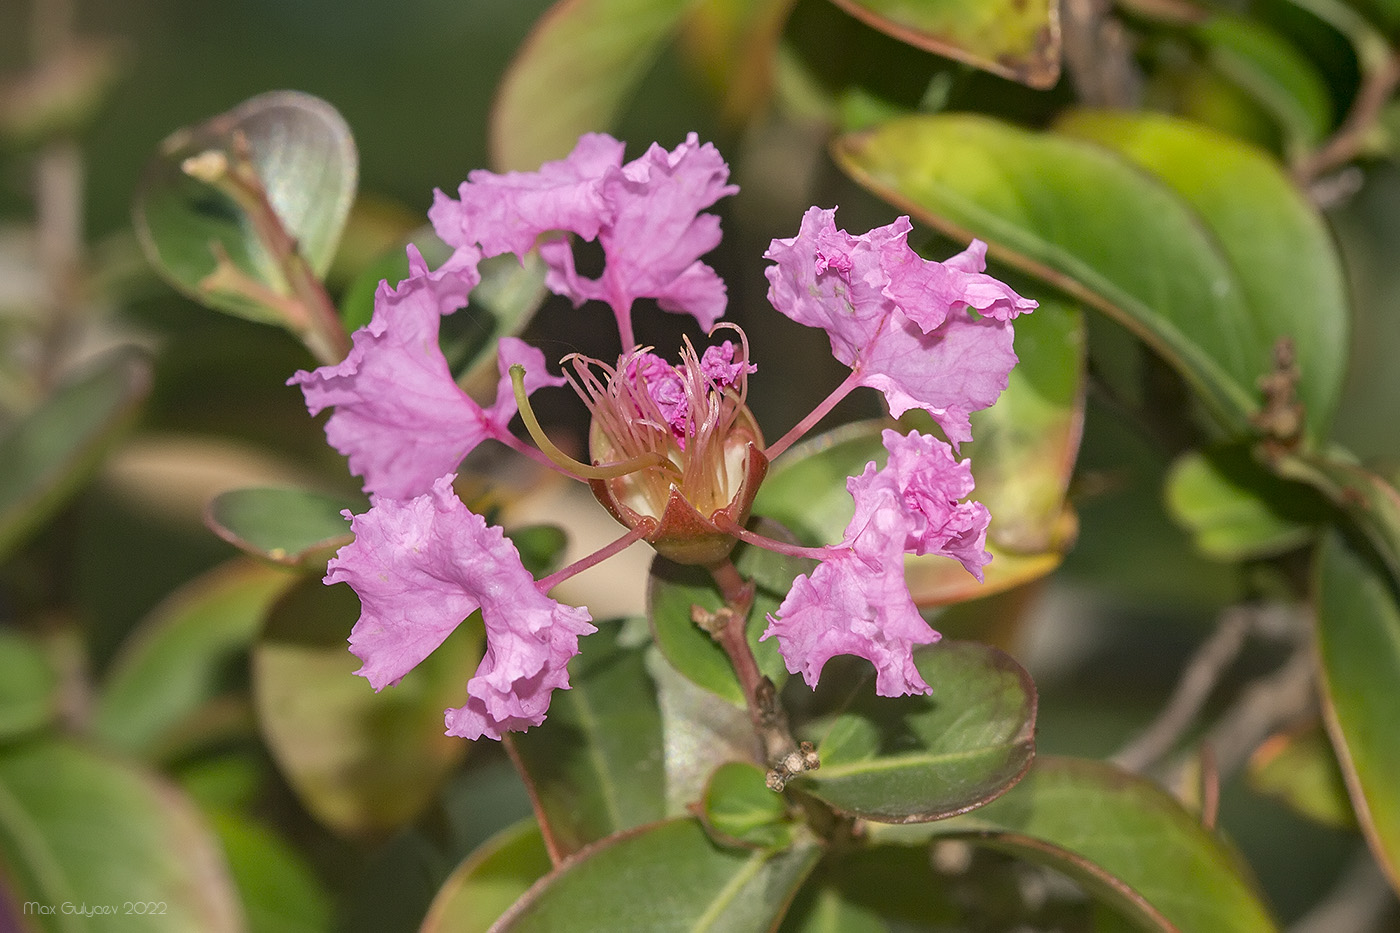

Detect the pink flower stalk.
xmin=429 ymin=132 xmax=737 ymax=348
xmin=294 ymin=135 xmax=1031 ymax=742
xmin=329 ymin=475 xmax=596 ymax=741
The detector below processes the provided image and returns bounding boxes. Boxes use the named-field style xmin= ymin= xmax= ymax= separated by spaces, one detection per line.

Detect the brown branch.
xmin=1113 ymin=607 xmax=1255 ymax=772
xmin=1294 ymin=48 xmax=1400 ymax=187
xmin=701 ymin=559 xmax=816 ymax=790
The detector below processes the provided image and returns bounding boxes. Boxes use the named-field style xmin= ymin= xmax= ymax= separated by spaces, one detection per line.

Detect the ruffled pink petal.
xmin=546 ymin=134 xmax=738 ymax=332
xmin=763 ymin=544 xmax=938 ymax=698
xmin=289 ymin=250 xmax=562 ymax=500
xmin=428 ymin=133 xmax=625 ymax=259
xmin=884 ymin=238 xmax=1037 ymax=329
xmin=855 ymin=430 xmax=992 ymax=581
xmin=765 ymin=207 xmax=1034 ymax=443
xmin=329 ymin=475 xmax=595 ymax=741
xmin=858 ymin=308 xmax=1018 ymax=447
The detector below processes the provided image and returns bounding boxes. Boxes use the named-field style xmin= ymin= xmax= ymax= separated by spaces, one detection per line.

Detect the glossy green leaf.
xmin=0 ymin=740 xmax=242 ymax=932
xmin=796 ymin=640 xmax=1035 ymax=823
xmin=960 ymin=296 xmax=1084 ymax=555
xmin=877 ymin=757 xmax=1280 ymax=932
xmin=94 ymin=560 xmax=296 ymax=758
xmin=208 ymin=810 xmax=333 ymax=933
xmin=1054 ymin=110 xmax=1349 ymax=444
xmin=700 ymin=761 xmax=795 ymax=849
xmin=826 ymin=0 xmax=1060 ymax=88
xmin=133 ymin=90 xmax=356 ymax=322
xmin=422 ymin=820 xmax=553 ymax=933
xmin=1165 ymin=445 xmax=1324 ymax=561
xmin=780 ymin=845 xmax=960 ymax=932
xmin=0 ymin=347 xmax=151 ymax=561
xmin=1193 ymin=14 xmax=1333 ymax=150
xmin=0 ymin=631 xmax=59 ymax=743
xmin=834 ymin=112 xmax=1348 ymax=445
xmin=1247 ymin=722 xmax=1356 ymax=830
xmin=646 ymin=646 xmax=755 ymax=813
xmin=647 ymin=520 xmax=807 ymax=705
xmin=506 ymin=622 xmax=666 ymax=860
xmin=491 ymin=0 xmax=703 ymax=170
xmin=1314 ymin=527 xmax=1400 ymax=891
xmin=205 ymin=487 xmax=360 ymax=571
xmin=252 ymin=577 xmax=475 ymax=836
xmin=490 ymin=818 xmax=820 ymax=932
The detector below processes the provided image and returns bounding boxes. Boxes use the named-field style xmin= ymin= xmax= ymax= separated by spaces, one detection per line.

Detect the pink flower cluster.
xmin=291 ymin=133 xmax=1034 ymax=739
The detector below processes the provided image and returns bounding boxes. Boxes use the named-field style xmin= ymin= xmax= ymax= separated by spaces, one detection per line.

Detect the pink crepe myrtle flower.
xmin=764 ymin=207 xmax=1036 ymax=446
xmin=294 ymin=134 xmax=1031 ymax=742
xmin=430 ymin=132 xmax=737 ymax=348
xmin=762 ymin=430 xmax=990 ymax=696
xmin=329 ymin=475 xmax=596 ymax=741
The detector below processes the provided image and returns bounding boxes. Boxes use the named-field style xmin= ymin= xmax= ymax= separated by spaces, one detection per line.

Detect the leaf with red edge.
xmin=874 ymin=757 xmax=1280 ymax=932
xmin=794 ymin=640 xmax=1035 ymax=823
xmin=1315 ymin=527 xmax=1400 ymax=892
xmin=489 ymin=818 xmax=820 ymax=932
xmin=0 ymin=740 xmax=243 ymax=932
xmin=422 ymin=820 xmax=554 ymax=933
xmin=827 ymin=0 xmax=1061 ymax=88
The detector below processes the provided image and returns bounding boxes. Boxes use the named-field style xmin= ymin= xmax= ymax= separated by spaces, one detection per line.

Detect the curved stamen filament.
xmin=510 ymin=364 xmax=677 ymax=480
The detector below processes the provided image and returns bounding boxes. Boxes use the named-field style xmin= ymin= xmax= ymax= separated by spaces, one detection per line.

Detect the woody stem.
xmin=706 ymin=559 xmax=802 ymax=771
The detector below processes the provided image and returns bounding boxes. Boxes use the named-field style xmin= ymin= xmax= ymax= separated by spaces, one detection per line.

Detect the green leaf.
xmin=875 ymin=757 xmax=1280 ymax=932
xmin=133 ymin=90 xmax=357 ymax=323
xmin=646 ymin=646 xmax=756 ymax=813
xmin=796 ymin=640 xmax=1035 ymax=823
xmin=207 ymin=810 xmax=333 ymax=933
xmin=780 ymin=845 xmax=960 ymax=932
xmin=647 ymin=520 xmax=806 ymax=705
xmin=0 ymin=740 xmax=242 ymax=932
xmin=490 ymin=818 xmax=820 ymax=932
xmin=960 ymin=295 xmax=1084 ymax=555
xmin=205 ymin=487 xmax=360 ymax=571
xmin=1314 ymin=527 xmax=1400 ymax=891
xmin=826 ymin=0 xmax=1060 ymax=88
xmin=491 ymin=0 xmax=704 ymax=170
xmin=834 ymin=112 xmax=1349 ymax=445
xmin=252 ymin=577 xmax=475 ymax=836
xmin=0 ymin=347 xmax=151 ymax=561
xmin=94 ymin=560 xmax=296 ymax=758
xmin=1247 ymin=721 xmax=1357 ymax=830
xmin=422 ymin=820 xmax=553 ymax=933
xmin=0 ymin=630 xmax=59 ymax=743
xmin=505 ymin=621 xmax=666 ymax=860
xmin=1165 ymin=445 xmax=1324 ymax=561
xmin=699 ymin=761 xmax=795 ymax=849
xmin=1192 ymin=14 xmax=1334 ymax=151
